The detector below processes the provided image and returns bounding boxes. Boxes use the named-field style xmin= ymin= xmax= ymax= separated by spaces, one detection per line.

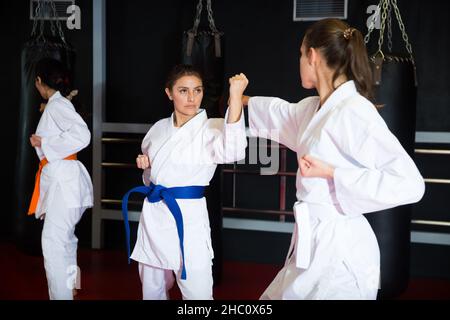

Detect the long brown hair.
xmin=303 ymin=18 xmax=374 ymax=100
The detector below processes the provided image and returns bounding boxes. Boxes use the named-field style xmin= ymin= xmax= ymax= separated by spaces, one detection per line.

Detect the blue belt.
xmin=122 ymin=182 xmax=205 ymax=280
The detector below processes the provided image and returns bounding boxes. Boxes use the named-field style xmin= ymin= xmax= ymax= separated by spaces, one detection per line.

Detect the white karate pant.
xmin=138 ymin=263 xmax=213 ymax=300
xmin=260 ymin=258 xmax=378 ymax=300
xmin=41 ymin=187 xmax=85 ymax=300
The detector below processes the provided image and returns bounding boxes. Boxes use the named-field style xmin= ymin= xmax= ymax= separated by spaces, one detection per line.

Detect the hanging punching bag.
xmin=364 ymin=0 xmax=418 ymax=299
xmin=182 ymin=0 xmax=224 ymax=118
xmin=181 ymin=0 xmax=224 ymax=285
xmin=367 ymin=54 xmax=417 ymax=299
xmin=14 ymin=5 xmax=75 ymax=256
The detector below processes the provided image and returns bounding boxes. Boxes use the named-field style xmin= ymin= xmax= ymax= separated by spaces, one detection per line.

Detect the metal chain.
xmin=49 ymin=1 xmax=57 ymax=36
xmin=364 ymin=2 xmax=381 ymax=44
xmin=50 ymin=0 xmax=67 ymax=44
xmin=366 ymin=0 xmax=417 ymax=85
xmin=38 ymin=19 xmax=45 ymax=42
xmin=391 ymin=0 xmax=415 ymax=64
xmin=366 ymin=0 xmax=415 ymax=62
xmin=31 ymin=0 xmax=41 ymax=36
xmin=31 ymin=0 xmax=66 ymax=44
xmin=387 ymin=1 xmax=393 ymax=52
xmin=206 ymin=0 xmax=219 ymax=33
xmin=376 ymin=0 xmax=389 ymax=57
xmin=50 ymin=18 xmax=57 ymax=37
xmin=192 ymin=0 xmax=203 ymax=33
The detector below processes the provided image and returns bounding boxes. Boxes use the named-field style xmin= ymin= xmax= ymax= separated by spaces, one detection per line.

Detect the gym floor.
xmin=1 ymin=243 xmax=449 ymax=300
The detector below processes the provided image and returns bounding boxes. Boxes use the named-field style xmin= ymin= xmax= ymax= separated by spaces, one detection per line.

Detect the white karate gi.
xmin=33 ymin=91 xmax=93 ymax=300
xmin=248 ymin=81 xmax=425 ymax=300
xmin=131 ymin=109 xmax=247 ymax=300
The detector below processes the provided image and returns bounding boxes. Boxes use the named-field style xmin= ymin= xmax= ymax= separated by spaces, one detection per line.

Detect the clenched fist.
xmin=30 ymin=134 xmax=42 ymax=147
xmin=136 ymin=154 xmax=150 ymax=170
xmin=298 ymin=154 xmax=335 ymax=179
xmin=229 ymin=73 xmax=249 ymax=99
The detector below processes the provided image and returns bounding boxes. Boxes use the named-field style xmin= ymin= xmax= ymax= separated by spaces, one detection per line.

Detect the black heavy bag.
xmin=364 ymin=0 xmax=418 ymax=299
xmin=182 ymin=0 xmax=224 ymax=118
xmin=366 ymin=54 xmax=417 ymax=299
xmin=181 ymin=0 xmax=224 ymax=285
xmin=14 ymin=12 xmax=75 ymax=256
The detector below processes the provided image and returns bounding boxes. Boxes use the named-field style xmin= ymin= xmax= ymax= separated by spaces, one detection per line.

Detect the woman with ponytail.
xmin=242 ymin=19 xmax=424 ymax=299
xmin=30 ymin=57 xmax=93 ymax=299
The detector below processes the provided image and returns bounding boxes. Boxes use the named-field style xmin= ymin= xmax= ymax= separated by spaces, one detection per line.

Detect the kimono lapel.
xmin=298 ymin=81 xmax=359 ymax=149
xmin=150 ymin=109 xmax=208 ymax=177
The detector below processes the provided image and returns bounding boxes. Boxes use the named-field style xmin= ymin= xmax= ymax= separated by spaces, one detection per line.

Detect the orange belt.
xmin=27 ymin=154 xmax=77 ymax=215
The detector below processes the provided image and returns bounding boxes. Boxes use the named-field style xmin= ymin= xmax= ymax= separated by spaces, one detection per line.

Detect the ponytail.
xmin=345 ymin=28 xmax=374 ymax=101
xmin=304 ymin=18 xmax=374 ymax=101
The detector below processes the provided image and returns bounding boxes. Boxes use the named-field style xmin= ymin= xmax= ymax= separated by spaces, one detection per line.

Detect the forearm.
xmin=142 ymin=168 xmax=151 ymax=186
xmin=226 ymin=95 xmax=244 ymax=123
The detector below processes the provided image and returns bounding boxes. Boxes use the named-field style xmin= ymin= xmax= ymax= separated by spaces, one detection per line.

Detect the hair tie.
xmin=66 ymin=89 xmax=78 ymax=101
xmin=39 ymin=102 xmax=47 ymax=113
xmin=343 ymin=28 xmax=355 ymax=40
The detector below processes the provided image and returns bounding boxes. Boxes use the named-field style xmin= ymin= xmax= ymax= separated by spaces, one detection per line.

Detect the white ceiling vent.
xmin=293 ymin=0 xmax=348 ymax=21
xmin=30 ymin=0 xmax=75 ymax=20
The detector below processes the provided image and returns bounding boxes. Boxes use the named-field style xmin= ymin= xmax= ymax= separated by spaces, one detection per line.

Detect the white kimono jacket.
xmin=34 ymin=91 xmax=93 ymax=219
xmin=131 ymin=109 xmax=247 ymax=272
xmin=248 ymin=81 xmax=425 ymax=299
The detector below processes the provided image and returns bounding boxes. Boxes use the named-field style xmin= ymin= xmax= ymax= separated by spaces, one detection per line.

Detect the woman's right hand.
xmin=29 ymin=134 xmax=42 ymax=147
xmin=136 ymin=154 xmax=150 ymax=170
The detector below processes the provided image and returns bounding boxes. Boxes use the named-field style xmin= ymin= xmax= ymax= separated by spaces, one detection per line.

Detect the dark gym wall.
xmin=106 ymin=0 xmax=184 ymax=123
xmin=106 ymin=0 xmax=450 ymax=130
xmin=218 ymin=0 xmax=450 ymax=131
xmin=1 ymin=1 xmax=24 ymax=241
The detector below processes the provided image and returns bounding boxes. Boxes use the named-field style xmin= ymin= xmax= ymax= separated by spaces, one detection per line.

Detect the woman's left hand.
xmin=229 ymin=73 xmax=249 ymax=99
xmin=30 ymin=134 xmax=42 ymax=147
xmin=299 ymin=154 xmax=335 ymax=179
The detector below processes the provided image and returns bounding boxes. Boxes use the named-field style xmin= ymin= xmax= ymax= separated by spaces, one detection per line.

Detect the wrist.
xmin=327 ymin=166 xmax=335 ymax=179
xmin=229 ymin=94 xmax=243 ymax=102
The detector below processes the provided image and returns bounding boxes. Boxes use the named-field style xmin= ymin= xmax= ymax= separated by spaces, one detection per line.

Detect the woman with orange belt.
xmin=29 ymin=58 xmax=93 ymax=300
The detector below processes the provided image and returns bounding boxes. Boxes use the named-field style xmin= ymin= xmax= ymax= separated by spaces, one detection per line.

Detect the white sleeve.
xmin=141 ymin=128 xmax=152 ymax=186
xmin=40 ymin=105 xmax=91 ymax=162
xmin=333 ymin=122 xmax=425 ymax=215
xmin=142 ymin=168 xmax=151 ymax=186
xmin=204 ymin=109 xmax=248 ymax=164
xmin=248 ymin=96 xmax=303 ymax=151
